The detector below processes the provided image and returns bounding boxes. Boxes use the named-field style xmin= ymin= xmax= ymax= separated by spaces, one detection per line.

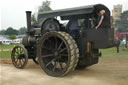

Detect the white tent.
xmin=0 ymin=36 xmax=12 ymax=45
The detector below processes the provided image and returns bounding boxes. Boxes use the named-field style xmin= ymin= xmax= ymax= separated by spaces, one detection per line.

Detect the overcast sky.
xmin=0 ymin=0 xmax=128 ymax=30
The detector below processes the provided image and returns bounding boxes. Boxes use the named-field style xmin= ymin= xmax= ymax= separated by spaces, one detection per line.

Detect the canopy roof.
xmin=38 ymin=4 xmax=110 ymax=20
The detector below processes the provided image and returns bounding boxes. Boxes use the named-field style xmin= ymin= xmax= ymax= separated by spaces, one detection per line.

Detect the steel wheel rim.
xmin=40 ymin=35 xmax=70 ymax=75
xmin=11 ymin=46 xmax=28 ymax=69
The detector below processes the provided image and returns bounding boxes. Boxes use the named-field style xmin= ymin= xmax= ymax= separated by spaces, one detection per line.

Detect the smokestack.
xmin=26 ymin=11 xmax=32 ymax=32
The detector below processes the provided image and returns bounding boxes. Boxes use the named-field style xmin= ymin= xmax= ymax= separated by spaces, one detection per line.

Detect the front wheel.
xmin=11 ymin=46 xmax=28 ymax=69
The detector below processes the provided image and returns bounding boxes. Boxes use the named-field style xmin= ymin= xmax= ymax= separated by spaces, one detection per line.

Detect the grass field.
xmin=0 ymin=44 xmax=16 ymax=49
xmin=100 ymin=46 xmax=128 ymax=57
xmin=0 ymin=44 xmax=128 ymax=58
xmin=100 ymin=47 xmax=128 ymax=60
xmin=0 ymin=44 xmax=22 ymax=58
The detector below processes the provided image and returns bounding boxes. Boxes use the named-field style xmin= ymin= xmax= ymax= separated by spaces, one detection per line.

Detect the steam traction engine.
xmin=11 ymin=4 xmax=114 ymax=77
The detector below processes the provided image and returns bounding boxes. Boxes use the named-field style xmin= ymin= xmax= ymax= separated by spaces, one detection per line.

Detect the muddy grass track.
xmin=0 ymin=57 xmax=128 ymax=85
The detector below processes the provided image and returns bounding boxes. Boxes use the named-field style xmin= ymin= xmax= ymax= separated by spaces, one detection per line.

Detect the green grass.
xmin=100 ymin=46 xmax=128 ymax=59
xmin=0 ymin=44 xmax=19 ymax=49
xmin=0 ymin=51 xmax=12 ymax=58
xmin=0 ymin=44 xmax=23 ymax=58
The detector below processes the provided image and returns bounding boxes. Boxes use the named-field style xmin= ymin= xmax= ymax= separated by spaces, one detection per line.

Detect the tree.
xmin=116 ymin=10 xmax=128 ymax=32
xmin=31 ymin=0 xmax=52 ymax=24
xmin=0 ymin=30 xmax=5 ymax=35
xmin=38 ymin=0 xmax=52 ymax=13
xmin=18 ymin=27 xmax=27 ymax=35
xmin=5 ymin=27 xmax=18 ymax=35
xmin=31 ymin=13 xmax=37 ymax=24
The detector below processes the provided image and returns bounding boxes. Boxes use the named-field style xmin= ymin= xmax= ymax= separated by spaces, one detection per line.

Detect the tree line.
xmin=0 ymin=27 xmax=27 ymax=35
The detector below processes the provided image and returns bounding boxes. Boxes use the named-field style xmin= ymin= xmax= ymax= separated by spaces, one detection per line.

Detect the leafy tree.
xmin=116 ymin=10 xmax=128 ymax=32
xmin=31 ymin=13 xmax=37 ymax=24
xmin=18 ymin=27 xmax=27 ymax=35
xmin=31 ymin=0 xmax=52 ymax=23
xmin=8 ymin=35 xmax=16 ymax=40
xmin=5 ymin=27 xmax=18 ymax=35
xmin=0 ymin=30 xmax=5 ymax=35
xmin=38 ymin=0 xmax=52 ymax=13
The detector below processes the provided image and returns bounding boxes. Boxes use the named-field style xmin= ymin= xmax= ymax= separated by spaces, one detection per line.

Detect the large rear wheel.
xmin=38 ymin=31 xmax=79 ymax=77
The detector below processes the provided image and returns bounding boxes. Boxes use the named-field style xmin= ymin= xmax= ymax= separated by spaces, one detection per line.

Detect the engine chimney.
xmin=26 ymin=11 xmax=32 ymax=33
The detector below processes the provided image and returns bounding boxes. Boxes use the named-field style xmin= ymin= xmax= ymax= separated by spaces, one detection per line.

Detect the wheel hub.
xmin=54 ymin=51 xmax=62 ymax=60
xmin=54 ymin=51 xmax=59 ymax=56
xmin=17 ymin=54 xmax=24 ymax=59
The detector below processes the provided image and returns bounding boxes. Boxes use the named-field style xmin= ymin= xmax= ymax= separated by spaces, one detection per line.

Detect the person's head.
xmin=97 ymin=10 xmax=105 ymax=16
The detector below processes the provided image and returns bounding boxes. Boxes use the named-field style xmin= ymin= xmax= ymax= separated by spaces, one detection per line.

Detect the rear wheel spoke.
xmin=52 ymin=61 xmax=57 ymax=72
xmin=58 ymin=41 xmax=64 ymax=50
xmin=60 ymin=48 xmax=67 ymax=53
xmin=42 ymin=54 xmax=54 ymax=58
xmin=46 ymin=59 xmax=55 ymax=67
xmin=59 ymin=62 xmax=63 ymax=71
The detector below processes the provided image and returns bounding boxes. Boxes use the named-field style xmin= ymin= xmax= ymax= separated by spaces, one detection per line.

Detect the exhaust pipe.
xmin=26 ymin=11 xmax=32 ymax=33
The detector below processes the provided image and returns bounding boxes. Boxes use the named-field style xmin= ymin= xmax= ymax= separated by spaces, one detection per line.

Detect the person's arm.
xmin=96 ymin=15 xmax=104 ymax=29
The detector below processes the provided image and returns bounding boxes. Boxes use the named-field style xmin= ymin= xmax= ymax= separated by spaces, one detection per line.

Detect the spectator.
xmin=122 ymin=38 xmax=127 ymax=50
xmin=115 ymin=38 xmax=120 ymax=53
